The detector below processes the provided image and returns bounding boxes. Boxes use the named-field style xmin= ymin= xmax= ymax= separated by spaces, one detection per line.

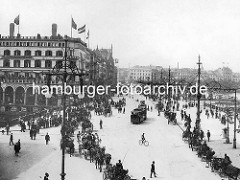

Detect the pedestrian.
xmin=150 ymin=161 xmax=157 ymax=178
xmin=9 ymin=133 xmax=14 ymax=145
xmin=44 ymin=172 xmax=49 ymax=180
xmin=45 ymin=133 xmax=50 ymax=145
xmin=200 ymin=130 xmax=204 ymax=141
xmin=6 ymin=124 xmax=10 ymax=135
xmin=2 ymin=129 xmax=5 ymax=135
xmin=100 ymin=119 xmax=103 ymax=129
xmin=207 ymin=130 xmax=211 ymax=142
xmin=123 ymin=107 xmax=125 ymax=114
xmin=14 ymin=139 xmax=21 ymax=156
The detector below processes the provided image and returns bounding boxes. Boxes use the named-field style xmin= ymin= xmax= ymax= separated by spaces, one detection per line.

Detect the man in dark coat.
xmin=100 ymin=119 xmax=103 ymax=129
xmin=207 ymin=130 xmax=211 ymax=142
xmin=9 ymin=133 xmax=14 ymax=145
xmin=150 ymin=161 xmax=157 ymax=178
xmin=14 ymin=139 xmax=21 ymax=156
xmin=44 ymin=172 xmax=49 ymax=180
xmin=45 ymin=133 xmax=50 ymax=145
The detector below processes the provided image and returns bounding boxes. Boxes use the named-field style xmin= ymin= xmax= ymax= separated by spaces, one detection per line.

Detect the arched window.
xmin=45 ymin=60 xmax=52 ymax=68
xmin=35 ymin=60 xmax=41 ymax=68
xmin=14 ymin=50 xmax=21 ymax=56
xmin=14 ymin=60 xmax=20 ymax=67
xmin=45 ymin=50 xmax=52 ymax=56
xmin=56 ymin=50 xmax=63 ymax=57
xmin=35 ymin=50 xmax=42 ymax=56
xmin=4 ymin=50 xmax=10 ymax=56
xmin=25 ymin=50 xmax=31 ymax=56
xmin=24 ymin=60 xmax=31 ymax=67
xmin=3 ymin=59 xmax=10 ymax=67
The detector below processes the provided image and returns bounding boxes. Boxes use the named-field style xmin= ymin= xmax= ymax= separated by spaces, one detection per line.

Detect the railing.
xmin=0 ymin=36 xmax=87 ymax=45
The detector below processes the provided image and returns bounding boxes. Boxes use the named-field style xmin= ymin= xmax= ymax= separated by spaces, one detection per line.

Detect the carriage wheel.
xmin=103 ymin=171 xmax=107 ymax=180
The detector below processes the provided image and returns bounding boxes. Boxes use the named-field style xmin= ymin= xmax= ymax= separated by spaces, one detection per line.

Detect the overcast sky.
xmin=1 ymin=0 xmax=240 ymax=72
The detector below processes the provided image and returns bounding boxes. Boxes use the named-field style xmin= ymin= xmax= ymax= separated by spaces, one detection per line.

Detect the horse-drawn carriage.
xmin=210 ymin=157 xmax=240 ymax=180
xmin=104 ymin=107 xmax=112 ymax=117
xmin=131 ymin=100 xmax=147 ymax=124
xmin=81 ymin=120 xmax=93 ymax=133
xmin=61 ymin=135 xmax=75 ymax=157
xmin=164 ymin=111 xmax=177 ymax=125
xmin=103 ymin=164 xmax=131 ymax=180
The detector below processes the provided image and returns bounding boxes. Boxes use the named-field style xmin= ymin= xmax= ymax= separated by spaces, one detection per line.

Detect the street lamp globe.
xmin=45 ymin=93 xmax=52 ymax=99
xmin=78 ymin=93 xmax=84 ymax=99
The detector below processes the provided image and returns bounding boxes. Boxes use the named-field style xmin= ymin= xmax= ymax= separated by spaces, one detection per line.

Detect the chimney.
xmin=10 ymin=23 xmax=15 ymax=37
xmin=52 ymin=23 xmax=57 ymax=37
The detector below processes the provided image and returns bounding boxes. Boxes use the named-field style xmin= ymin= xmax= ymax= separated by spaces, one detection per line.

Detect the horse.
xmin=30 ymin=129 xmax=37 ymax=140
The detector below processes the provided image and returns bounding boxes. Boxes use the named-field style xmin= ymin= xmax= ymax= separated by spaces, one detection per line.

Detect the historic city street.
xmin=0 ymin=94 xmax=228 ymax=180
xmin=1 ymin=1 xmax=240 ymax=180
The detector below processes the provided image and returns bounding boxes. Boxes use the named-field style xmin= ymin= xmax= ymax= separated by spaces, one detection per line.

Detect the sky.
xmin=1 ymin=0 xmax=240 ymax=72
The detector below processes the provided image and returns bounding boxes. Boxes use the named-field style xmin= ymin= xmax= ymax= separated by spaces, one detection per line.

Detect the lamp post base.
xmin=224 ymin=137 xmax=231 ymax=144
xmin=233 ymin=138 xmax=236 ymax=149
xmin=60 ymin=173 xmax=66 ymax=180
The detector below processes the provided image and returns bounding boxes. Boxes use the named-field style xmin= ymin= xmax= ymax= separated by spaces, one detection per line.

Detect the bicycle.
xmin=139 ymin=139 xmax=149 ymax=146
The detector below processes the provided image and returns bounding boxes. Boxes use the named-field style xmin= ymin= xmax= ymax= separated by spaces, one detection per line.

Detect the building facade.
xmin=0 ymin=24 xmax=117 ymax=115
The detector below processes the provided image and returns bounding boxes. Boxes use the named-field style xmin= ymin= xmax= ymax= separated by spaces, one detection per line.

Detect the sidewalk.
xmin=176 ymin=102 xmax=240 ymax=168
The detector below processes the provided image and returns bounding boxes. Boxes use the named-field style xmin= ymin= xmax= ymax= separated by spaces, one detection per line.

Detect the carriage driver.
xmin=141 ymin=133 xmax=145 ymax=143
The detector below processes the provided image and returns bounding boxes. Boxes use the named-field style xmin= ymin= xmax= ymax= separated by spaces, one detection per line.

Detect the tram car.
xmin=131 ymin=100 xmax=147 ymax=124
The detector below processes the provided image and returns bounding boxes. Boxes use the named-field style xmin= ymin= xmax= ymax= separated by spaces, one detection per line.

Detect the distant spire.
xmin=96 ymin=45 xmax=98 ymax=50
xmin=111 ymin=44 xmax=113 ymax=56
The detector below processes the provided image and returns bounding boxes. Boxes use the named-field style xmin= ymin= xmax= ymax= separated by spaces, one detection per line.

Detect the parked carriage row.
xmin=181 ymin=116 xmax=240 ymax=180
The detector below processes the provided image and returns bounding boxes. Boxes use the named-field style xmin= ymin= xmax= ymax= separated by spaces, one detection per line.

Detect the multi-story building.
xmin=118 ymin=68 xmax=129 ymax=84
xmin=0 ymin=23 xmax=90 ymax=115
xmin=128 ymin=65 xmax=158 ymax=83
xmin=88 ymin=46 xmax=117 ymax=87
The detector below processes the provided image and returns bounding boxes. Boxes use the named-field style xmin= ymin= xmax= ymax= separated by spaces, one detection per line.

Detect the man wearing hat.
xmin=44 ymin=172 xmax=49 ymax=180
xmin=9 ymin=133 xmax=14 ymax=145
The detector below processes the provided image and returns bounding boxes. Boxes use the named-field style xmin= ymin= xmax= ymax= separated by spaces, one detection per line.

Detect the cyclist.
xmin=141 ymin=133 xmax=146 ymax=143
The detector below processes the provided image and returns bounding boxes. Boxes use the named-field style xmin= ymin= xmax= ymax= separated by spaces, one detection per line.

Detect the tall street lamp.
xmin=195 ymin=55 xmax=202 ymax=130
xmin=46 ymin=39 xmax=87 ymax=180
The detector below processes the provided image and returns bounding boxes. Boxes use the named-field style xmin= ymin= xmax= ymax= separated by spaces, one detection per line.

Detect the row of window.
xmin=131 ymin=76 xmax=151 ymax=80
xmin=3 ymin=50 xmax=63 ymax=57
xmin=0 ymin=41 xmax=65 ymax=48
xmin=131 ymin=70 xmax=151 ymax=73
xmin=2 ymin=59 xmax=77 ymax=68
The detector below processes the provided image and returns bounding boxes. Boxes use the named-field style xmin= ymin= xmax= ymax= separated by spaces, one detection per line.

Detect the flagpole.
xmin=18 ymin=14 xmax=20 ymax=35
xmin=71 ymin=16 xmax=72 ymax=38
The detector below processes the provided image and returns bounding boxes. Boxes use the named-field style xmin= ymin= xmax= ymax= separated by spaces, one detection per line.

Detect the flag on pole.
xmin=72 ymin=18 xmax=77 ymax=30
xmin=14 ymin=15 xmax=20 ymax=25
xmin=78 ymin=25 xmax=86 ymax=34
xmin=86 ymin=30 xmax=89 ymax=39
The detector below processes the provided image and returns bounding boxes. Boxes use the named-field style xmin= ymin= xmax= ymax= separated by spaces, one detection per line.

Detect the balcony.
xmin=2 ymin=55 xmax=32 ymax=59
